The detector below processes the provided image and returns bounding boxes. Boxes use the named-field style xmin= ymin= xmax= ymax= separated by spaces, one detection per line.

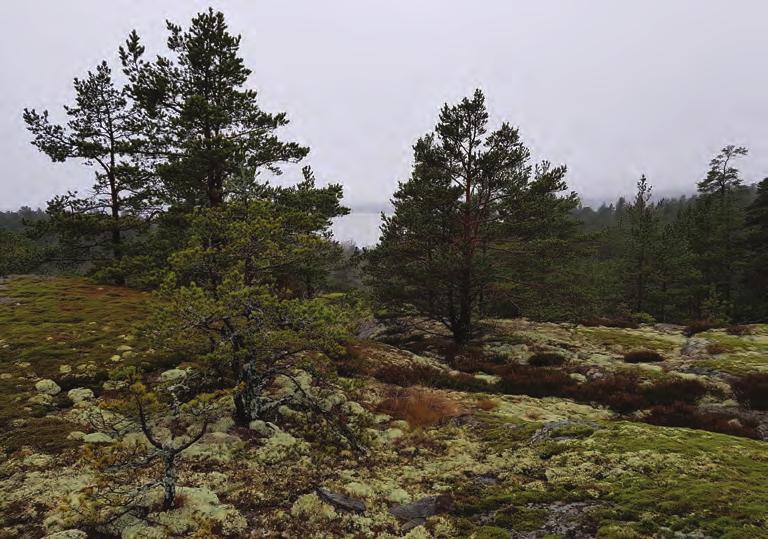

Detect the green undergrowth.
xmin=577 ymin=327 xmax=680 ymax=352
xmin=461 ymin=409 xmax=768 ymax=538
xmin=0 ymin=276 xmax=155 ymax=423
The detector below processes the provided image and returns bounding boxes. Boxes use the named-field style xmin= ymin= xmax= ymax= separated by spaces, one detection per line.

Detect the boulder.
xmin=160 ymin=368 xmax=187 ymax=382
xmin=316 ymin=487 xmax=366 ymax=513
xmin=82 ymin=432 xmax=114 ymax=444
xmin=27 ymin=394 xmax=54 ymax=406
xmin=681 ymin=338 xmax=710 ymax=358
xmin=35 ymin=379 xmax=61 ymax=395
xmin=389 ymin=495 xmax=453 ymax=522
xmin=67 ymin=388 xmax=94 ymax=403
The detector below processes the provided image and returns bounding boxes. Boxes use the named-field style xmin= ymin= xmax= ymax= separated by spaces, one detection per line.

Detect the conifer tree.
xmin=120 ymin=9 xmax=308 ymax=208
xmin=367 ymin=90 xmax=577 ymax=342
xmin=23 ymin=61 xmax=156 ymax=272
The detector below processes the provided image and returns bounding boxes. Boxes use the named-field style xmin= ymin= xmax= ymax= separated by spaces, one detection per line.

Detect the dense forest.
xmin=2 ymin=8 xmax=768 ymax=539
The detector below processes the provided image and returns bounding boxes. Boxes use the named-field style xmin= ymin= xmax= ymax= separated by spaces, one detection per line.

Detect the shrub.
xmin=731 ymin=374 xmax=768 ymax=410
xmin=705 ymin=342 xmax=728 ymax=355
xmin=643 ymin=378 xmax=707 ymax=406
xmin=726 ymin=324 xmax=753 ymax=336
xmin=575 ymin=372 xmax=645 ymax=414
xmin=580 ymin=317 xmax=638 ymax=329
xmin=683 ymin=320 xmax=720 ymax=337
xmin=528 ymin=352 xmax=566 ymax=367
xmin=374 ymin=363 xmax=493 ymax=393
xmin=495 ymin=365 xmax=576 ymax=398
xmin=377 ymin=388 xmax=463 ymax=428
xmin=623 ymin=350 xmax=664 ymax=363
xmin=644 ymin=402 xmax=759 ymax=439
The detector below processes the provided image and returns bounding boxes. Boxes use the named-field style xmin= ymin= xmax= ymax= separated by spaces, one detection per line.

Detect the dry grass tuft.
xmin=476 ymin=398 xmax=499 ymax=411
xmin=377 ymin=388 xmax=463 ymax=428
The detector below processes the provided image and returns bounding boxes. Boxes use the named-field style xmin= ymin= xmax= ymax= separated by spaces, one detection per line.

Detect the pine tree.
xmin=367 ymin=90 xmax=577 ymax=342
xmin=697 ymin=146 xmax=749 ymax=302
xmin=624 ymin=175 xmax=658 ymax=314
xmin=120 ymin=9 xmax=308 ymax=208
xmin=23 ymin=61 xmax=156 ymax=272
xmin=742 ymin=177 xmax=768 ymax=319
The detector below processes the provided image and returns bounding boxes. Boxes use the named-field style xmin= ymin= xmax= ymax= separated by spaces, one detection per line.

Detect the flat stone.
xmin=42 ymin=531 xmax=88 ymax=539
xmin=316 ymin=487 xmax=366 ymax=514
xmin=389 ymin=495 xmax=453 ymax=521
xmin=83 ymin=432 xmax=114 ymax=444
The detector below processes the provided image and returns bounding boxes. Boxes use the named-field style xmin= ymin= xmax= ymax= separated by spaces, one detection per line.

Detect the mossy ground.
xmin=1 ymin=277 xmax=767 ymax=538
xmin=0 ymin=276 xmax=155 ymax=442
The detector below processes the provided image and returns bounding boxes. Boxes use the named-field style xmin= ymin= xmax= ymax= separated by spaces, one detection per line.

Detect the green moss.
xmin=0 ymin=276 xmax=155 ymax=423
xmin=578 ymin=327 xmax=679 ymax=351
xmin=471 ymin=526 xmax=509 ymax=539
xmin=495 ymin=507 xmax=548 ymax=531
xmin=698 ymin=353 xmax=768 ymax=375
xmin=0 ymin=417 xmax=79 ymax=454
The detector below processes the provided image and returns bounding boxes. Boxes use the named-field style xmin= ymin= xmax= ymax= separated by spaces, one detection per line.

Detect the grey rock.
xmin=681 ymin=338 xmax=710 ymax=358
xmin=316 ymin=487 xmax=366 ymax=514
xmin=389 ymin=495 xmax=453 ymax=521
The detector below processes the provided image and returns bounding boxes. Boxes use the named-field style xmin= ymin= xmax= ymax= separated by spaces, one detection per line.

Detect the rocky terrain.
xmin=1 ymin=276 xmax=767 ymax=538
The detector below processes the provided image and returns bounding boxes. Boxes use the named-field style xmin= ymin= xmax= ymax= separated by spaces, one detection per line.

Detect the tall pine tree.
xmin=367 ymin=90 xmax=577 ymax=342
xmin=120 ymin=9 xmax=308 ymax=208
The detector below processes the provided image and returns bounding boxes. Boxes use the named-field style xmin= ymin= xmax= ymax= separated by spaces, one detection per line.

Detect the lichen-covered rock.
xmin=42 ymin=530 xmax=88 ymax=539
xmin=35 ymin=379 xmax=61 ymax=395
xmin=28 ymin=393 xmax=54 ymax=406
xmin=82 ymin=432 xmax=113 ymax=444
xmin=67 ymin=388 xmax=94 ymax=404
xmin=159 ymin=368 xmax=186 ymax=382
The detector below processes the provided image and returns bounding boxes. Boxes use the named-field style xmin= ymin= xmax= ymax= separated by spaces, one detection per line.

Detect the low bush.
xmin=683 ymin=320 xmax=720 ymax=337
xmin=527 ymin=352 xmax=566 ymax=367
xmin=623 ymin=350 xmax=664 ymax=363
xmin=495 ymin=365 xmax=576 ymax=398
xmin=644 ymin=402 xmax=760 ymax=439
xmin=726 ymin=324 xmax=753 ymax=336
xmin=705 ymin=342 xmax=728 ymax=355
xmin=580 ymin=317 xmax=638 ymax=329
xmin=731 ymin=374 xmax=768 ymax=410
xmin=377 ymin=388 xmax=463 ymax=428
xmin=643 ymin=378 xmax=707 ymax=406
xmin=575 ymin=372 xmax=645 ymax=413
xmin=374 ymin=363 xmax=493 ymax=393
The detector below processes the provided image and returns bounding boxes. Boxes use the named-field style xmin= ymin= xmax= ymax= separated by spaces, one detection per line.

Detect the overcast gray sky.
xmin=2 ymin=1 xmax=767 ymax=244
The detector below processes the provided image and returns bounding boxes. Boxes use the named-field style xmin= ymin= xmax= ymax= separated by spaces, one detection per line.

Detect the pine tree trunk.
xmin=162 ymin=452 xmax=177 ymax=510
